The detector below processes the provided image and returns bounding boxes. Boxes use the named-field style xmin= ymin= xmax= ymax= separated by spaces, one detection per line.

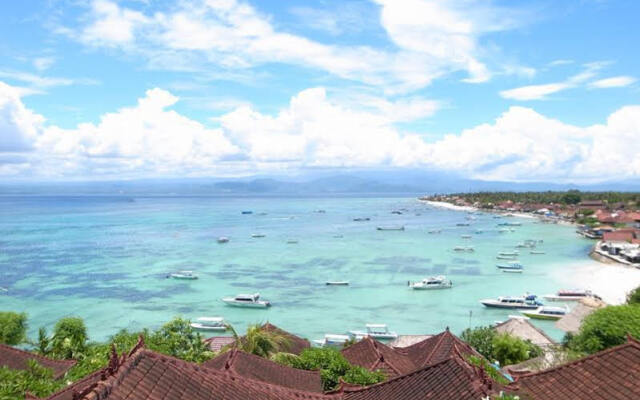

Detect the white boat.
xmin=313 ymin=334 xmax=351 ymax=347
xmin=353 ymin=217 xmax=371 ymax=221
xmin=496 ymin=255 xmax=518 ymax=260
xmin=461 ymin=234 xmax=472 ymax=239
xmin=498 ymin=228 xmax=509 ymax=233
xmin=454 ymin=246 xmax=474 ymax=252
xmin=169 ymin=270 xmax=198 ymax=280
xmin=217 ymin=236 xmax=230 ymax=243
xmin=349 ymin=324 xmax=398 ymax=340
xmin=409 ymin=276 xmax=452 ymax=290
xmin=190 ymin=317 xmax=227 ymax=331
xmin=376 ymin=226 xmax=405 ymax=231
xmin=221 ymin=293 xmax=271 ymax=308
xmin=326 ymin=281 xmax=349 ymax=286
xmin=496 ymin=262 xmax=524 ymax=271
xmin=521 ymin=306 xmax=568 ymax=320
xmin=543 ymin=289 xmax=600 ymax=302
xmin=480 ymin=295 xmax=543 ymax=310
xmin=530 ymin=250 xmax=545 ymax=255
xmin=251 ymin=233 xmax=266 ymax=238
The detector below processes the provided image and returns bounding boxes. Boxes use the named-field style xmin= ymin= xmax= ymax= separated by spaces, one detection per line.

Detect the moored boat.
xmin=313 ymin=334 xmax=351 ymax=348
xmin=241 ymin=211 xmax=253 ymax=215
xmin=409 ymin=275 xmax=452 ymax=290
xmin=530 ymin=250 xmax=545 ymax=255
xmin=326 ymin=281 xmax=349 ymax=286
xmin=221 ymin=293 xmax=271 ymax=308
xmin=498 ymin=251 xmax=519 ymax=257
xmin=168 ymin=270 xmax=198 ymax=280
xmin=251 ymin=233 xmax=266 ymax=238
xmin=496 ymin=262 xmax=524 ymax=271
xmin=349 ymin=324 xmax=398 ymax=340
xmin=454 ymin=246 xmax=474 ymax=252
xmin=480 ymin=295 xmax=542 ymax=309
xmin=353 ymin=217 xmax=371 ymax=221
xmin=521 ymin=306 xmax=568 ymax=320
xmin=190 ymin=317 xmax=227 ymax=331
xmin=376 ymin=226 xmax=405 ymax=231
xmin=543 ymin=289 xmax=600 ymax=302
xmin=428 ymin=229 xmax=442 ymax=234
xmin=217 ymin=236 xmax=229 ymax=243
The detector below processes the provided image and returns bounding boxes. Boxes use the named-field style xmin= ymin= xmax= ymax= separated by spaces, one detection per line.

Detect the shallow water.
xmin=0 ymin=195 xmax=595 ymax=342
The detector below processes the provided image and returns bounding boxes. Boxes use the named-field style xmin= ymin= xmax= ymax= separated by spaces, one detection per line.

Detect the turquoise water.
xmin=0 ymin=195 xmax=594 ymax=342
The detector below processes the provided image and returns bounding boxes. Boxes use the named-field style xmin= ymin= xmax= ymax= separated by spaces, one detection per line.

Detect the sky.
xmin=0 ymin=0 xmax=639 ymax=183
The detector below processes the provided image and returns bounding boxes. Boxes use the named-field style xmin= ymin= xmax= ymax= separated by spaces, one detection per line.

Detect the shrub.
xmin=50 ymin=317 xmax=88 ymax=360
xmin=462 ymin=326 xmax=542 ymax=366
xmin=627 ymin=286 xmax=640 ymax=305
xmin=147 ymin=318 xmax=212 ymax=363
xmin=0 ymin=360 xmax=59 ymax=399
xmin=461 ymin=326 xmax=495 ymax=360
xmin=565 ymin=305 xmax=640 ymax=354
xmin=0 ymin=312 xmax=27 ymax=345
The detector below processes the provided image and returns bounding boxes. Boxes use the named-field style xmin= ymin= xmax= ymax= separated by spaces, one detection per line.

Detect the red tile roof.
xmin=202 ymin=349 xmax=323 ymax=392
xmin=203 ymin=336 xmax=236 ymax=352
xmin=603 ymin=229 xmax=639 ymax=242
xmin=507 ymin=337 xmax=640 ymax=400
xmin=339 ymin=353 xmax=497 ymax=400
xmin=260 ymin=322 xmax=311 ymax=355
xmin=401 ymin=329 xmax=481 ymax=368
xmin=42 ymin=368 xmax=105 ymax=400
xmin=341 ymin=337 xmax=416 ymax=377
xmin=0 ymin=343 xmax=76 ymax=379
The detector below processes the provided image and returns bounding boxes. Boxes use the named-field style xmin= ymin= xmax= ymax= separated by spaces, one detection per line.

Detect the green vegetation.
xmin=627 ymin=285 xmax=640 ymax=305
xmin=0 ymin=360 xmax=60 ymax=399
xmin=461 ymin=326 xmax=542 ymax=366
xmin=465 ymin=355 xmax=509 ymax=385
xmin=273 ymin=347 xmax=385 ymax=391
xmin=230 ymin=323 xmax=291 ymax=358
xmin=564 ymin=304 xmax=640 ymax=354
xmin=0 ymin=312 xmax=27 ymax=345
xmin=49 ymin=317 xmax=88 ymax=359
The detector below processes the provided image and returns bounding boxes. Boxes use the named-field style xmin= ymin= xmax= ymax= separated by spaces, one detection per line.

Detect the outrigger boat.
xmin=221 ymin=293 xmax=271 ymax=308
xmin=251 ymin=233 xmax=266 ymax=238
xmin=480 ymin=295 xmax=542 ymax=309
xmin=377 ymin=226 xmax=405 ymax=231
xmin=409 ymin=276 xmax=453 ymax=290
xmin=190 ymin=317 xmax=227 ymax=331
xmin=349 ymin=324 xmax=398 ymax=340
xmin=353 ymin=217 xmax=371 ymax=221
xmin=168 ymin=270 xmax=198 ymax=280
xmin=521 ymin=306 xmax=568 ymax=320
xmin=543 ymin=289 xmax=600 ymax=302
xmin=313 ymin=334 xmax=351 ymax=348
xmin=454 ymin=246 xmax=474 ymax=252
xmin=326 ymin=281 xmax=349 ymax=286
xmin=496 ymin=262 xmax=524 ymax=271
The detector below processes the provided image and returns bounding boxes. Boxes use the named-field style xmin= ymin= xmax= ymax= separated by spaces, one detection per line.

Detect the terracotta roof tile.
xmin=0 ymin=343 xmax=76 ymax=379
xmin=202 ymin=349 xmax=323 ymax=392
xmin=203 ymin=336 xmax=236 ymax=352
xmin=400 ymin=329 xmax=481 ymax=368
xmin=508 ymin=337 xmax=640 ymax=400
xmin=341 ymin=337 xmax=416 ymax=377
xmin=260 ymin=322 xmax=311 ymax=355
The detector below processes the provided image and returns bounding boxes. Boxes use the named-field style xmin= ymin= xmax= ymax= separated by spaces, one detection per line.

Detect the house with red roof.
xmin=0 ymin=342 xmax=76 ymax=380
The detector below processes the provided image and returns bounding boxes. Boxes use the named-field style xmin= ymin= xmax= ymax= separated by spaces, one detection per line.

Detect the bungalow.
xmin=579 ymin=199 xmax=605 ymax=210
xmin=0 ymin=342 xmax=76 ymax=380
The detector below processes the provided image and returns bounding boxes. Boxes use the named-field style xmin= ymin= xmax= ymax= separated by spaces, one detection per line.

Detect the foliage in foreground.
xmin=272 ymin=347 xmax=385 ymax=391
xmin=0 ymin=360 xmax=60 ymax=399
xmin=627 ymin=286 xmax=640 ymax=306
xmin=230 ymin=323 xmax=291 ymax=358
xmin=564 ymin=304 xmax=640 ymax=354
xmin=0 ymin=312 xmax=27 ymax=346
xmin=461 ymin=326 xmax=543 ymax=366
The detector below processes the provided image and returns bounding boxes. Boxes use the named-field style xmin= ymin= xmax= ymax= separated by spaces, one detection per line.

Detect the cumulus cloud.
xmin=0 ymin=82 xmax=44 ymax=152
xmin=60 ymin=0 xmax=527 ymax=93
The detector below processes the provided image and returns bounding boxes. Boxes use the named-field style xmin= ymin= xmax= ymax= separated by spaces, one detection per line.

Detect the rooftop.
xmin=494 ymin=317 xmax=556 ymax=348
xmin=0 ymin=342 xmax=76 ymax=380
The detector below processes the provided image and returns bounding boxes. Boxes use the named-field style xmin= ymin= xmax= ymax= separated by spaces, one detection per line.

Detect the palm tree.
xmin=227 ymin=323 xmax=291 ymax=358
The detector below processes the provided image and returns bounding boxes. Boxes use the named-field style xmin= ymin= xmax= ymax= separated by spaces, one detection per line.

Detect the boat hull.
xmin=326 ymin=282 xmax=349 ymax=286
xmin=480 ymin=301 xmax=539 ymax=310
xmin=410 ymin=284 xmax=452 ymax=290
xmin=190 ymin=323 xmax=227 ymax=331
xmin=520 ymin=312 xmax=563 ymax=320
xmin=222 ymin=300 xmax=270 ymax=308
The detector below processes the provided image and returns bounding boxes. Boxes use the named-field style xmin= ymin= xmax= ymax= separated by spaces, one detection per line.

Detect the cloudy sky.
xmin=1 ymin=0 xmax=639 ymax=182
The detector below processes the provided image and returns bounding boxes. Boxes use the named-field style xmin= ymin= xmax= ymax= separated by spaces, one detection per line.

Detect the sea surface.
xmin=0 ymin=195 xmax=595 ymax=342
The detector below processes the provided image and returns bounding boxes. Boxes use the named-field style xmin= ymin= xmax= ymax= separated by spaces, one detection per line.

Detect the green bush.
xmin=0 ymin=312 xmax=27 ymax=345
xmin=627 ymin=286 xmax=640 ymax=305
xmin=147 ymin=317 xmax=212 ymax=363
xmin=0 ymin=360 xmax=60 ymax=399
xmin=461 ymin=325 xmax=495 ymax=360
xmin=565 ymin=305 xmax=640 ymax=353
xmin=461 ymin=326 xmax=542 ymax=366
xmin=50 ymin=317 xmax=88 ymax=360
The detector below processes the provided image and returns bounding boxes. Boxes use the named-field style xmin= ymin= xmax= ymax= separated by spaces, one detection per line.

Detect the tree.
xmin=565 ymin=305 xmax=640 ymax=354
xmin=0 ymin=312 xmax=27 ymax=345
xmin=461 ymin=326 xmax=495 ymax=360
xmin=230 ymin=323 xmax=291 ymax=358
xmin=147 ymin=317 xmax=212 ymax=363
xmin=561 ymin=190 xmax=582 ymax=205
xmin=50 ymin=317 xmax=88 ymax=359
xmin=627 ymin=286 xmax=640 ymax=305
xmin=491 ymin=333 xmax=540 ymax=366
xmin=36 ymin=327 xmax=49 ymax=355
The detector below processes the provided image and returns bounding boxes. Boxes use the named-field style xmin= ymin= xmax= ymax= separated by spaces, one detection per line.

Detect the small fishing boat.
xmin=427 ymin=229 xmax=442 ymax=234
xmin=313 ymin=334 xmax=351 ymax=348
xmin=353 ymin=217 xmax=371 ymax=221
xmin=497 ymin=222 xmax=522 ymax=227
xmin=217 ymin=236 xmax=230 ymax=243
xmin=498 ymin=228 xmax=509 ymax=233
xmin=326 ymin=281 xmax=349 ymax=286
xmin=221 ymin=293 xmax=271 ymax=308
xmin=456 ymin=223 xmax=470 ymax=227
xmin=391 ymin=210 xmax=403 ymax=215
xmin=333 ymin=234 xmax=344 ymax=238
xmin=461 ymin=234 xmax=472 ymax=239
xmin=498 ymin=251 xmax=519 ymax=257
xmin=315 ymin=210 xmax=326 ymax=213
xmin=480 ymin=295 xmax=542 ymax=310
xmin=496 ymin=262 xmax=524 ymax=271
xmin=475 ymin=230 xmax=483 ymax=234
xmin=454 ymin=246 xmax=474 ymax=252
xmin=251 ymin=233 xmax=266 ymax=238
xmin=286 ymin=239 xmax=299 ymax=244
xmin=376 ymin=226 xmax=405 ymax=231
xmin=241 ymin=211 xmax=253 ymax=215
xmin=496 ymin=255 xmax=518 ymax=260
xmin=530 ymin=250 xmax=545 ymax=255
xmin=502 ymin=269 xmax=523 ymax=274
xmin=349 ymin=324 xmax=398 ymax=340
xmin=409 ymin=276 xmax=453 ymax=290
xmin=190 ymin=317 xmax=227 ymax=331
xmin=521 ymin=306 xmax=568 ymax=320
xmin=543 ymin=289 xmax=600 ymax=302
xmin=169 ymin=270 xmax=198 ymax=280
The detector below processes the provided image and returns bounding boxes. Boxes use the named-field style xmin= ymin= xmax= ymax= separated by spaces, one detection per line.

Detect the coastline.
xmin=420 ymin=200 xmax=478 ymax=212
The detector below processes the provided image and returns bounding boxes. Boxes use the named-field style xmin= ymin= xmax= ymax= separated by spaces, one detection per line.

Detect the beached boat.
xmin=190 ymin=317 xmax=227 ymax=331
xmin=543 ymin=289 xmax=599 ymax=302
xmin=376 ymin=226 xmax=405 ymax=231
xmin=454 ymin=246 xmax=474 ymax=252
xmin=480 ymin=295 xmax=542 ymax=309
xmin=221 ymin=293 xmax=271 ymax=308
xmin=251 ymin=233 xmax=266 ymax=238
xmin=326 ymin=281 xmax=349 ymax=286
xmin=349 ymin=324 xmax=398 ymax=340
xmin=217 ymin=236 xmax=229 ymax=243
xmin=409 ymin=276 xmax=452 ymax=290
xmin=313 ymin=334 xmax=351 ymax=348
xmin=353 ymin=217 xmax=371 ymax=221
xmin=169 ymin=271 xmax=198 ymax=280
xmin=496 ymin=262 xmax=524 ymax=271
xmin=521 ymin=306 xmax=568 ymax=320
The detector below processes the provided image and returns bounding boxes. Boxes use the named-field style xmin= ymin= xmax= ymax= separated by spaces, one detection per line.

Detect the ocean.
xmin=0 ymin=195 xmax=594 ymax=342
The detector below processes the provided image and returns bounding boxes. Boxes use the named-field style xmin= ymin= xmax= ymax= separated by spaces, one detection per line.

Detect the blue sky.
xmin=0 ymin=0 xmax=639 ymax=182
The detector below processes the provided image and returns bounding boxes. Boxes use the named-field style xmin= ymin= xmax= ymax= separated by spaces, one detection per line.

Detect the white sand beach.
xmin=421 ymin=200 xmax=477 ymax=212
xmin=552 ymin=261 xmax=640 ymax=305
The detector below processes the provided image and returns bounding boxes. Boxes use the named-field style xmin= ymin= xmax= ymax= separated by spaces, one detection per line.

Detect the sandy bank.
xmin=420 ymin=200 xmax=477 ymax=212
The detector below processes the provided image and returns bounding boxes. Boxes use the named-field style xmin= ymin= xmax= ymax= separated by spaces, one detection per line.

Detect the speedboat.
xmin=409 ymin=276 xmax=452 ymax=290
xmin=169 ymin=271 xmax=198 ymax=280
xmin=480 ymin=295 xmax=543 ymax=309
xmin=353 ymin=217 xmax=371 ymax=221
xmin=521 ymin=306 xmax=568 ymax=320
xmin=496 ymin=262 xmax=524 ymax=271
xmin=217 ymin=236 xmax=229 ymax=243
xmin=221 ymin=293 xmax=271 ymax=308
xmin=326 ymin=281 xmax=349 ymax=286
xmin=349 ymin=324 xmax=398 ymax=340
xmin=313 ymin=334 xmax=351 ymax=348
xmin=251 ymin=233 xmax=266 ymax=238
xmin=377 ymin=226 xmax=405 ymax=231
xmin=543 ymin=289 xmax=600 ymax=302
xmin=190 ymin=317 xmax=227 ymax=331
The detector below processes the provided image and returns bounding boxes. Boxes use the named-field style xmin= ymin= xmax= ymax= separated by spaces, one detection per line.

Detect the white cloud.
xmin=589 ymin=76 xmax=636 ymax=89
xmin=33 ymin=57 xmax=55 ymax=71
xmin=61 ymin=0 xmax=527 ymax=93
xmin=0 ymin=82 xmax=44 ymax=152
xmin=0 ymin=70 xmax=99 ymax=93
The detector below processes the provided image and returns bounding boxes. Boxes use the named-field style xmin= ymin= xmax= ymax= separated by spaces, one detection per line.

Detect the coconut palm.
xmin=227 ymin=323 xmax=291 ymax=358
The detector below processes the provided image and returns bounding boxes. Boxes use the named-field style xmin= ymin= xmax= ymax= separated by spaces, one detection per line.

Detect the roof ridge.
xmin=0 ymin=342 xmax=77 ymax=367
xmin=512 ymin=338 xmax=640 ymax=382
xmin=422 ymin=330 xmax=448 ymax=366
xmin=230 ymin=350 xmax=323 ymax=376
